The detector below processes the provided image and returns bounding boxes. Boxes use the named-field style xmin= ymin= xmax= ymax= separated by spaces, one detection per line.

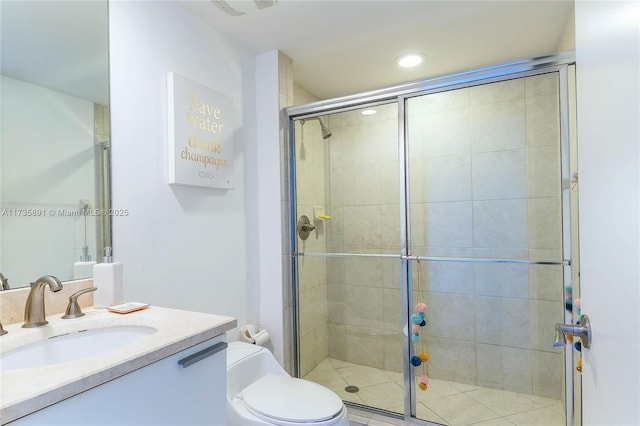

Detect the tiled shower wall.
xmin=323 ymin=103 xmax=404 ymax=374
xmin=317 ymin=73 xmax=564 ymax=399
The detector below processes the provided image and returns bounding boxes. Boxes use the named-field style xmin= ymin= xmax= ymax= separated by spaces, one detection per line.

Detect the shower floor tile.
xmin=305 ymin=358 xmax=564 ymax=426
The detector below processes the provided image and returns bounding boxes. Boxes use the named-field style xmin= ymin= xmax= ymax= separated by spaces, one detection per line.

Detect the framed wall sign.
xmin=167 ymin=72 xmax=234 ymax=189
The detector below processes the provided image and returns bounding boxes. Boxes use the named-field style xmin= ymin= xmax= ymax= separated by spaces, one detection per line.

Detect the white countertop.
xmin=0 ymin=306 xmax=236 ymax=424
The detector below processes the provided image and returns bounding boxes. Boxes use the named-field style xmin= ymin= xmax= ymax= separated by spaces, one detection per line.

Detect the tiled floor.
xmin=304 ymin=358 xmax=565 ymax=426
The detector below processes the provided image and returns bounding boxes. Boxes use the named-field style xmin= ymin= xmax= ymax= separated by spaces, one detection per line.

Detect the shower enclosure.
xmin=287 ymin=54 xmax=578 ymax=425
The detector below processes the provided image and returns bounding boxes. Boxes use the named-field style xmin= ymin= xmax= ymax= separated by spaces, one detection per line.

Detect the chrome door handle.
xmin=554 ymin=314 xmax=592 ymax=348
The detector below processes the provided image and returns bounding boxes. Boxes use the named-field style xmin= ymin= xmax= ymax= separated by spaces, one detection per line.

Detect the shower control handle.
xmin=297 ymin=215 xmax=315 ymax=240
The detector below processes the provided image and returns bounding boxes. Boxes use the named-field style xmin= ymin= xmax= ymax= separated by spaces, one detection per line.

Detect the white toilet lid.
xmin=241 ymin=374 xmax=344 ymax=423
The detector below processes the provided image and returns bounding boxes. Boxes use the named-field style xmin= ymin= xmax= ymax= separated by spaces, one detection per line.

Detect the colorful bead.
xmin=412 ymin=324 xmax=420 ymax=332
xmin=420 ymin=320 xmax=427 ymax=327
xmin=411 ymin=334 xmax=420 ymax=342
xmin=576 ymin=359 xmax=583 ymax=373
xmin=418 ymin=352 xmax=429 ymax=362
xmin=415 ymin=303 xmax=427 ymax=312
xmin=418 ymin=312 xmax=426 ymax=319
xmin=411 ymin=314 xmax=422 ymax=324
xmin=410 ymin=356 xmax=422 ymax=366
xmin=574 ymin=342 xmax=582 ymax=352
xmin=419 ymin=374 xmax=429 ymax=384
xmin=418 ymin=382 xmax=428 ymax=391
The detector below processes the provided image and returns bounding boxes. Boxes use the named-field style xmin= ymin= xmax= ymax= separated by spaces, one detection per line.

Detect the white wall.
xmin=575 ymin=1 xmax=640 ymax=424
xmin=255 ymin=51 xmax=285 ymax=361
xmin=108 ymin=1 xmax=258 ymax=331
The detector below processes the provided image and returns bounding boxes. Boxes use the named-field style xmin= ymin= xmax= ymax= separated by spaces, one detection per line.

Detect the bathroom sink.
xmin=0 ymin=325 xmax=157 ymax=370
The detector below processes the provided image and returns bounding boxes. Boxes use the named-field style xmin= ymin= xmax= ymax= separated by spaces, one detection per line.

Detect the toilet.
xmin=226 ymin=341 xmax=349 ymax=426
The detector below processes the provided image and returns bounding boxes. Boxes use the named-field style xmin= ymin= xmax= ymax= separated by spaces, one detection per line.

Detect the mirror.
xmin=0 ymin=1 xmax=111 ymax=289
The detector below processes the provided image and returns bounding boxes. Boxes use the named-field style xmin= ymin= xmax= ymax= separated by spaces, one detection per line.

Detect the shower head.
xmin=318 ymin=119 xmax=332 ymax=139
xmin=301 ymin=117 xmax=332 ymax=139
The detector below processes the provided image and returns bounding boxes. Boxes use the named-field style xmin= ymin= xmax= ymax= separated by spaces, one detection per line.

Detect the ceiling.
xmin=179 ymin=0 xmax=575 ymax=101
xmin=0 ymin=1 xmax=574 ymax=105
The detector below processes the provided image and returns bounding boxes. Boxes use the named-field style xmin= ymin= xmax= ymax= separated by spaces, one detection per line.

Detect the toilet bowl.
xmin=226 ymin=341 xmax=349 ymax=426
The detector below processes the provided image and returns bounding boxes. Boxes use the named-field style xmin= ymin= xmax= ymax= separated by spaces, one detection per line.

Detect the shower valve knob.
xmin=297 ymin=215 xmax=315 ymax=240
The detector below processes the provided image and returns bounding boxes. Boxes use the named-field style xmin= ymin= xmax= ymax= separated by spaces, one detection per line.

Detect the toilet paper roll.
xmin=240 ymin=324 xmax=271 ymax=345
xmin=252 ymin=329 xmax=270 ymax=346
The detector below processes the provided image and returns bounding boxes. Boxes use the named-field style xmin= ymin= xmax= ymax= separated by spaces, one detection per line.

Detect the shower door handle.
xmin=553 ymin=314 xmax=592 ymax=348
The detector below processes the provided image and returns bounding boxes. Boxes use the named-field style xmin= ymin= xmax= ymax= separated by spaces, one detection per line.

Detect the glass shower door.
xmin=294 ymin=103 xmax=407 ymax=415
xmin=405 ymin=73 xmax=568 ymax=425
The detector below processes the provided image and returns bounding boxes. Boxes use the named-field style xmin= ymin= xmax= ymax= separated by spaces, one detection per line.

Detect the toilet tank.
xmin=226 ymin=342 xmax=287 ymax=398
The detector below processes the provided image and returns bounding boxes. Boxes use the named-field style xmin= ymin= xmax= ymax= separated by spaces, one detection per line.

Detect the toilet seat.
xmin=240 ymin=374 xmax=344 ymax=424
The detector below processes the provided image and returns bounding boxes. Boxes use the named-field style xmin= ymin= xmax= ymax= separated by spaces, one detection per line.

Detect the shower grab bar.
xmin=296 ymin=251 xmax=569 ymax=266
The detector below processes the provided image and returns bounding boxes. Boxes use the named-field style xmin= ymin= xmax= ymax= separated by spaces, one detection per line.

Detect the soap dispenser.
xmin=93 ymin=247 xmax=123 ymax=308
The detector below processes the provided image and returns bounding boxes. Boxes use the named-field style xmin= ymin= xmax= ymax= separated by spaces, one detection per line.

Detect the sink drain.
xmin=345 ymin=385 xmax=359 ymax=393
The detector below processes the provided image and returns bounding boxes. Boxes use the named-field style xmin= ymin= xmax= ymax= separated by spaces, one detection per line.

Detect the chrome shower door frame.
xmin=286 ymin=51 xmax=577 ymax=425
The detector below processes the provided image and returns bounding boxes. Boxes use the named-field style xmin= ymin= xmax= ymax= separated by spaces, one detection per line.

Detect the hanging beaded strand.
xmin=409 ymin=258 xmax=430 ymax=391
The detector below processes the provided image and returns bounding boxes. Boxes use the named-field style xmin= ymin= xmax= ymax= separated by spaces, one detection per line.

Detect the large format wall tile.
xmin=426 ymin=292 xmax=476 ymax=341
xmin=532 ymin=350 xmax=563 ymax=399
xmin=475 ymin=296 xmax=531 ymax=348
xmin=343 ymin=205 xmax=383 ymax=247
xmin=345 ymin=285 xmax=384 ymax=329
xmin=528 ymin=197 xmax=562 ymax=249
xmin=477 ymin=344 xmax=533 ymax=394
xmin=529 ymin=263 xmax=564 ymax=301
xmin=471 ymin=100 xmax=525 ymax=153
xmin=530 ymin=299 xmax=564 ymax=353
xmin=474 ymin=262 xmax=530 ymax=299
xmin=425 ymin=201 xmax=474 ymax=248
xmin=473 ymin=199 xmax=528 ymax=249
xmin=345 ymin=326 xmax=386 ymax=369
xmin=427 ymin=261 xmax=475 ymax=294
xmin=421 ymin=108 xmax=472 ymax=157
xmin=526 ymin=94 xmax=560 ymax=148
xmin=425 ymin=155 xmax=472 ymax=202
xmin=472 ymin=150 xmax=527 ymax=200
xmin=528 ymin=146 xmax=561 ymax=198
xmin=471 ymin=78 xmax=524 ymax=105
xmin=427 ymin=337 xmax=478 ymax=385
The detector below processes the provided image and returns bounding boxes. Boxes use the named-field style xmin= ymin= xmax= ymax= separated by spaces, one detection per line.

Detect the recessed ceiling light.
xmin=361 ymin=109 xmax=377 ymax=116
xmin=397 ymin=53 xmax=424 ymax=68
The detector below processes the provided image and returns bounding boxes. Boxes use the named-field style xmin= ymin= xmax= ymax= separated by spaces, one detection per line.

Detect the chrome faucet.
xmin=0 ymin=272 xmax=10 ymax=290
xmin=22 ymin=275 xmax=63 ymax=328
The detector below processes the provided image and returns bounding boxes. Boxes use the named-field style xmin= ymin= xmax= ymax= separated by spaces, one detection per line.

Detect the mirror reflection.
xmin=0 ymin=0 xmax=111 ymax=289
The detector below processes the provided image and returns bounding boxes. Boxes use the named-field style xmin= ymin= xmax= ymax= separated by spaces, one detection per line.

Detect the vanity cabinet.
xmin=10 ymin=334 xmax=227 ymax=425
